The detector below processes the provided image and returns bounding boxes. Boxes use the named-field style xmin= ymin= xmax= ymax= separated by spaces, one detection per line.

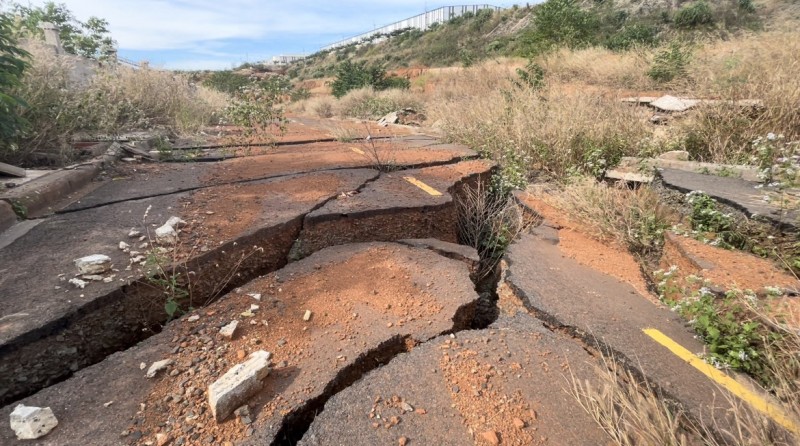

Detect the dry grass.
xmin=676 ymin=31 xmax=800 ymax=162
xmin=423 ymin=59 xmax=652 ymax=178
xmin=538 ymin=46 xmax=654 ymax=91
xmin=534 ymin=180 xmax=676 ymax=255
xmin=7 ymin=41 xmax=229 ymax=166
xmin=571 ymin=337 xmax=800 ymax=446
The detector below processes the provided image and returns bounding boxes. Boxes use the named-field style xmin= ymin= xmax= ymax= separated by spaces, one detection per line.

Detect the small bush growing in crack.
xmin=456 ymin=179 xmax=534 ymax=279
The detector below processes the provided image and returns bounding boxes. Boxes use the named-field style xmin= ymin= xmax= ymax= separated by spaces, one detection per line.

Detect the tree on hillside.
xmin=11 ymin=2 xmax=116 ymax=60
xmin=519 ymin=0 xmax=601 ymax=56
xmin=0 ymin=12 xmax=30 ymax=154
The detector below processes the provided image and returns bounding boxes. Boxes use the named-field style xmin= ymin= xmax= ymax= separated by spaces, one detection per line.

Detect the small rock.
xmin=128 ymin=229 xmax=142 ymax=238
xmin=139 ymin=362 xmax=147 ymax=370
xmin=9 ymin=405 xmax=58 ymax=440
xmin=187 ymin=315 xmax=200 ymax=322
xmin=165 ymin=216 xmax=187 ymax=229
xmin=156 ymin=432 xmax=172 ymax=446
xmin=277 ymin=339 xmax=287 ymax=347
xmin=219 ymin=321 xmax=239 ymax=340
xmin=303 ymin=310 xmax=312 ymax=321
xmin=513 ymin=417 xmax=526 ymax=429
xmin=400 ymin=402 xmax=414 ymax=412
xmin=247 ymin=293 xmax=261 ymax=301
xmin=69 ymin=278 xmax=88 ymax=289
xmin=481 ymin=431 xmax=500 ymax=445
xmin=399 ymin=437 xmax=408 ymax=446
xmin=208 ymin=351 xmax=271 ymax=422
xmin=74 ymin=254 xmax=112 ymax=275
xmin=250 ymin=304 xmax=260 ymax=312
xmin=119 ymin=241 xmax=131 ymax=251
xmin=146 ymin=359 xmax=174 ymax=378
xmin=155 ymin=224 xmax=178 ymax=245
xmin=82 ymin=275 xmax=105 ymax=282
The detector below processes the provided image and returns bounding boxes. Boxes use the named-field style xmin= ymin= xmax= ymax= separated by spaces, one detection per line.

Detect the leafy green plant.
xmin=330 ymin=61 xmax=407 ymax=98
xmin=223 ymin=78 xmax=287 ymax=140
xmin=0 ymin=13 xmax=30 ymax=157
xmin=673 ymin=1 xmax=714 ymax=29
xmin=12 ymin=1 xmax=116 ymax=59
xmin=648 ymin=41 xmax=692 ymax=83
xmin=604 ymin=24 xmax=659 ymax=51
xmin=202 ymin=71 xmax=251 ymax=94
xmin=515 ymin=60 xmax=546 ymax=90
xmin=519 ymin=0 xmax=601 ymax=56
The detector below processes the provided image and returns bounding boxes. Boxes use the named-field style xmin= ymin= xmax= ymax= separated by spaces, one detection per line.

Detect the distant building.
xmin=272 ymin=55 xmax=306 ymax=65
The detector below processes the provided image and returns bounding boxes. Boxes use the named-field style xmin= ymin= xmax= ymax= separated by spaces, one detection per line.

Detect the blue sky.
xmin=26 ymin=1 xmax=519 ymax=70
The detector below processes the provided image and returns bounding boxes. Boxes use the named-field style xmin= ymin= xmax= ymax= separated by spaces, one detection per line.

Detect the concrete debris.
xmin=208 ymin=350 xmax=272 ymax=422
xmin=155 ymin=224 xmax=178 ymax=245
xmin=187 ymin=315 xmax=200 ymax=322
xmin=128 ymin=229 xmax=142 ymax=238
xmin=650 ymin=114 xmax=669 ymax=125
xmin=9 ymin=405 xmax=58 ymax=440
xmin=82 ymin=275 xmax=104 ymax=282
xmin=145 ymin=359 xmax=173 ymax=378
xmin=219 ymin=321 xmax=239 ymax=340
xmin=649 ymin=95 xmax=700 ymax=113
xmin=621 ymin=96 xmax=658 ymax=105
xmin=400 ymin=401 xmax=414 ymax=412
xmin=303 ymin=310 xmax=312 ymax=321
xmin=74 ymin=254 xmax=112 ymax=275
xmin=69 ymin=278 xmax=88 ymax=289
xmin=249 ymin=304 xmax=259 ymax=312
xmin=119 ymin=241 xmax=130 ymax=251
xmin=247 ymin=293 xmax=261 ymax=301
xmin=165 ymin=216 xmax=187 ymax=229
xmin=377 ymin=111 xmax=399 ymax=127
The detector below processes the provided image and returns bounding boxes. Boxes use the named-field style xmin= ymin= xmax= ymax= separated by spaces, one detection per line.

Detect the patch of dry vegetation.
xmin=8 ymin=41 xmax=229 ymax=166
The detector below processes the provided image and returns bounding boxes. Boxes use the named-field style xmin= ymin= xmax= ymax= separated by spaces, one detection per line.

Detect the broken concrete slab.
xmin=618 ymin=156 xmax=762 ymax=182
xmin=208 ymin=350 xmax=271 ymax=422
xmin=145 ymin=359 xmax=173 ymax=379
xmin=649 ymin=95 xmax=701 ymax=112
xmin=500 ymin=229 xmax=751 ymax=429
xmin=621 ymin=96 xmax=659 ymax=105
xmin=219 ymin=320 xmax=239 ymax=339
xmin=0 ymin=163 xmax=102 ymax=218
xmin=0 ymin=169 xmax=377 ymax=405
xmin=0 ymin=162 xmax=26 ymax=178
xmin=300 ymin=313 xmax=609 ymax=446
xmin=0 ymin=201 xmax=16 ymax=233
xmin=657 ymin=167 xmax=799 ymax=229
xmin=62 ymin=139 xmax=476 ymax=213
xmin=0 ymin=242 xmax=481 ymax=445
xmin=293 ymin=160 xmax=495 ymax=258
xmin=605 ymin=169 xmax=655 ymax=184
xmin=9 ymin=404 xmax=58 ymax=440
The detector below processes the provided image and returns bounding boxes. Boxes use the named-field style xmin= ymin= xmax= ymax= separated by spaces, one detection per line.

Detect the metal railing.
xmin=322 ymin=4 xmax=502 ymax=51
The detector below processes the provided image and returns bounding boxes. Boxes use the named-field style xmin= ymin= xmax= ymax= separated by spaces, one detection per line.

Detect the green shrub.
xmin=673 ymin=1 xmax=714 ymax=29
xmin=202 ymin=71 xmax=250 ymax=94
xmin=330 ymin=61 xmax=408 ymax=98
xmin=519 ymin=0 xmax=601 ymax=56
xmin=647 ymin=41 xmax=692 ymax=83
xmin=605 ymin=24 xmax=659 ymax=51
xmin=0 ymin=13 xmax=30 ymax=158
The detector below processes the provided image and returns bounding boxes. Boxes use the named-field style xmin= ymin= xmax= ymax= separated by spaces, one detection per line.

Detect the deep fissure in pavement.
xmin=0 ymin=157 xmax=493 ymax=409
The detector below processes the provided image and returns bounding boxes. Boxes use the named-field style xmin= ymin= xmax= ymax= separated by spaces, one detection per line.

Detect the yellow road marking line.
xmin=643 ymin=328 xmax=800 ymax=434
xmin=404 ymin=177 xmax=442 ymax=196
xmin=350 ymin=147 xmax=365 ymax=155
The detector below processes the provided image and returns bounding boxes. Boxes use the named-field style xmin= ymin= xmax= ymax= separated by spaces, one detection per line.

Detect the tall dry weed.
xmin=8 ymin=40 xmax=228 ymax=166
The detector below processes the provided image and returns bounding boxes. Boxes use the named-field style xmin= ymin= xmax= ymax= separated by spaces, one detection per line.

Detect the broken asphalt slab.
xmin=657 ymin=167 xmax=799 ymax=229
xmin=499 ymin=225 xmax=760 ymax=431
xmin=60 ymin=139 xmax=476 ymax=213
xmin=0 ymin=169 xmax=377 ymax=405
xmin=294 ymin=159 xmax=495 ymax=258
xmin=300 ymin=312 xmax=609 ymax=446
xmin=0 ymin=241 xmax=481 ymax=446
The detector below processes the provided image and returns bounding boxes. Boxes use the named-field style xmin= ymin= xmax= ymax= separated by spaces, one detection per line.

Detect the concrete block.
xmin=208 ymin=351 xmax=271 ymax=422
xmin=10 ymin=405 xmax=58 ymax=440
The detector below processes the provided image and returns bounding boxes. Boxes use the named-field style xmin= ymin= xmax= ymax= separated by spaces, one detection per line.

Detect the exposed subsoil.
xmin=125 ymin=244 xmax=475 ymax=446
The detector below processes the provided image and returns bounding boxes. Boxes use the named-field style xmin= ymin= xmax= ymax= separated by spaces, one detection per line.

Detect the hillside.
xmin=287 ymin=0 xmax=776 ymax=82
